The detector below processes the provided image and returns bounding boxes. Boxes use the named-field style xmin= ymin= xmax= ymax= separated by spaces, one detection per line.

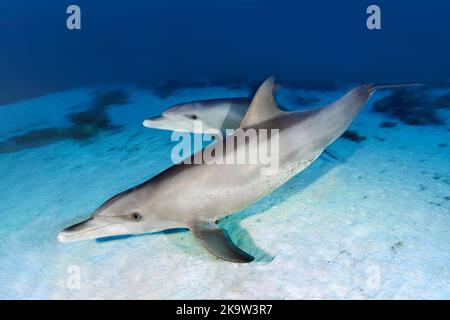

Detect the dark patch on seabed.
xmin=342 ymin=130 xmax=366 ymax=143
xmin=373 ymin=87 xmax=450 ymax=125
xmin=144 ymin=76 xmax=337 ymax=100
xmin=0 ymin=90 xmax=129 ymax=153
xmin=146 ymin=77 xmax=257 ymax=99
xmin=379 ymin=121 xmax=397 ymax=128
xmin=373 ymin=136 xmax=385 ymax=142
xmin=147 ymin=79 xmax=210 ymax=99
xmin=282 ymin=93 xmax=320 ymax=110
xmin=390 ymin=241 xmax=404 ymax=255
xmin=432 ymin=173 xmax=450 ymax=186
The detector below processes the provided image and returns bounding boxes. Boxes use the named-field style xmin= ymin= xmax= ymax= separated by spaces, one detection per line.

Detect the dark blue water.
xmin=1 ymin=0 xmax=450 ymax=104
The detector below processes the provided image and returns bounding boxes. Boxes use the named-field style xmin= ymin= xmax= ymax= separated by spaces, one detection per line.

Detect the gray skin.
xmin=58 ymin=77 xmax=378 ymax=263
xmin=143 ymin=98 xmax=251 ymax=135
xmin=142 ymin=93 xmax=348 ymax=162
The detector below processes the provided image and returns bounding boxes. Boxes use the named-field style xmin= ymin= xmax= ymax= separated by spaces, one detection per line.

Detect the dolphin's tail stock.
xmin=368 ymin=83 xmax=423 ymax=94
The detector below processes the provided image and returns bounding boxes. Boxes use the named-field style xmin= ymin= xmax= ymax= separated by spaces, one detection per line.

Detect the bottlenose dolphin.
xmin=58 ymin=77 xmax=384 ymax=262
xmin=142 ymin=94 xmax=348 ymax=161
xmin=143 ymin=84 xmax=417 ymax=135
xmin=143 ymin=98 xmax=251 ymax=134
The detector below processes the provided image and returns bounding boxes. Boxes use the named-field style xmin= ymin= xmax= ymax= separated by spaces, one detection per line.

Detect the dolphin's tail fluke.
xmin=368 ymin=83 xmax=423 ymax=94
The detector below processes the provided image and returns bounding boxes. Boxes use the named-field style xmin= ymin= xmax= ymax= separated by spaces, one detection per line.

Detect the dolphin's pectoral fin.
xmin=190 ymin=222 xmax=254 ymax=263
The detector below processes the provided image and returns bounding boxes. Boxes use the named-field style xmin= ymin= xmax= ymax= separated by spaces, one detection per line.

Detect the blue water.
xmin=1 ymin=0 xmax=450 ymax=104
xmin=0 ymin=1 xmax=449 ymax=299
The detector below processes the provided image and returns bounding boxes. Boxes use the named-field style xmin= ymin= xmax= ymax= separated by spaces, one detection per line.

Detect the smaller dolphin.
xmin=143 ymin=98 xmax=251 ymax=134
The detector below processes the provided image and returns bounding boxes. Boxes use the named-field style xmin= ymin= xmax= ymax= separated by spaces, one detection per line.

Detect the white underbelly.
xmin=256 ymin=150 xmax=322 ymax=195
xmin=211 ymin=150 xmax=323 ymax=220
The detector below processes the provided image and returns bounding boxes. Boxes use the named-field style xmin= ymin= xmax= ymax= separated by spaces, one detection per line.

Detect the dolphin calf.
xmin=143 ymin=98 xmax=251 ymax=134
xmin=58 ymin=77 xmax=382 ymax=263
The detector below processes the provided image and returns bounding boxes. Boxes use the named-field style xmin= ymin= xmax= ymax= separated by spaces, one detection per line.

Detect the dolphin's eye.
xmin=187 ymin=114 xmax=198 ymax=120
xmin=130 ymin=212 xmax=142 ymax=221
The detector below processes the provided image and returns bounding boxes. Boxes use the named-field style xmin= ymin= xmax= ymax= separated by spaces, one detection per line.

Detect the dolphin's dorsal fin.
xmin=190 ymin=221 xmax=254 ymax=263
xmin=239 ymin=76 xmax=283 ymax=128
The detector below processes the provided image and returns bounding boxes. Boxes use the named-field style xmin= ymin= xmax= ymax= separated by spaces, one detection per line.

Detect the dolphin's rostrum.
xmin=58 ymin=77 xmax=383 ymax=263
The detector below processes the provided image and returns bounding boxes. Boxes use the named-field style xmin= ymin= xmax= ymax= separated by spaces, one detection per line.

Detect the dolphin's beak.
xmin=143 ymin=115 xmax=221 ymax=136
xmin=143 ymin=115 xmax=164 ymax=128
xmin=142 ymin=115 xmax=175 ymax=130
xmin=57 ymin=217 xmax=128 ymax=243
xmin=143 ymin=114 xmax=198 ymax=133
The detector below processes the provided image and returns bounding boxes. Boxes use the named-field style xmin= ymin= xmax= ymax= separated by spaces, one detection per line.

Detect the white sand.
xmin=0 ymin=85 xmax=449 ymax=299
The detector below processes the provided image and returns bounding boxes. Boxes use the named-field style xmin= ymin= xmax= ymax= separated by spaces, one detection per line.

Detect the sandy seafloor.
xmin=0 ymin=84 xmax=449 ymax=299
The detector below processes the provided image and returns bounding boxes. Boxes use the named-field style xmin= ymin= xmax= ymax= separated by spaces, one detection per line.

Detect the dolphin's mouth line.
xmin=62 ymin=222 xmax=113 ymax=236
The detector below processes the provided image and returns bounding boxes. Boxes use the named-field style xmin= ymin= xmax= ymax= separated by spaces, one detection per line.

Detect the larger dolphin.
xmin=58 ymin=77 xmax=379 ymax=262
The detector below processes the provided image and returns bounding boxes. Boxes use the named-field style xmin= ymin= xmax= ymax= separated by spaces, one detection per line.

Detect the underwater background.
xmin=0 ymin=0 xmax=449 ymax=299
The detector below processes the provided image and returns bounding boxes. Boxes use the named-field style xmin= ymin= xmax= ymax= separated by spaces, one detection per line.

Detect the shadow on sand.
xmin=0 ymin=89 xmax=129 ymax=153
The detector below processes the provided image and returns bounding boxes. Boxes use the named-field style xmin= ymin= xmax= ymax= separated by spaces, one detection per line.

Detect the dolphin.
xmin=142 ymin=93 xmax=347 ymax=161
xmin=143 ymin=84 xmax=418 ymax=135
xmin=58 ymin=77 xmax=384 ymax=263
xmin=143 ymin=98 xmax=251 ymax=134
